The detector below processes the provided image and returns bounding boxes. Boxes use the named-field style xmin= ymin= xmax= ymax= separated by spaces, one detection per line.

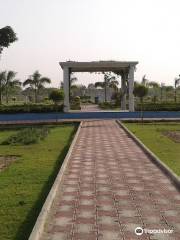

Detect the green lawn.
xmin=124 ymin=122 xmax=180 ymax=176
xmin=0 ymin=124 xmax=77 ymax=240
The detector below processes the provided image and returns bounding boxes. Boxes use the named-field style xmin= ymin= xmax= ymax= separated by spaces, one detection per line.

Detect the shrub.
xmin=135 ymin=102 xmax=180 ymax=111
xmin=49 ymin=89 xmax=64 ymax=104
xmin=1 ymin=127 xmax=49 ymax=145
xmin=0 ymin=104 xmax=63 ymax=113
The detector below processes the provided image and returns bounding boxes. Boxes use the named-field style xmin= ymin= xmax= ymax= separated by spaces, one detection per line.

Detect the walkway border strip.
xmin=28 ymin=121 xmax=82 ymax=240
xmin=117 ymin=120 xmax=180 ymax=191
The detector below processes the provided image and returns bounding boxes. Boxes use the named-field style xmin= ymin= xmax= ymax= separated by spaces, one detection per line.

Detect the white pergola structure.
xmin=59 ymin=61 xmax=138 ymax=112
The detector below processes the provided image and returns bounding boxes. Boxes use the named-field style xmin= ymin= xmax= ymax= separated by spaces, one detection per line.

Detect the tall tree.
xmin=23 ymin=71 xmax=51 ymax=103
xmin=0 ymin=26 xmax=18 ymax=54
xmin=3 ymin=71 xmax=21 ymax=104
xmin=174 ymin=75 xmax=180 ymax=103
xmin=0 ymin=71 xmax=6 ymax=104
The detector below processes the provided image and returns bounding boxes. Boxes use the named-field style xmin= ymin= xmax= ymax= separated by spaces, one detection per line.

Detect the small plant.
xmin=1 ymin=127 xmax=49 ymax=145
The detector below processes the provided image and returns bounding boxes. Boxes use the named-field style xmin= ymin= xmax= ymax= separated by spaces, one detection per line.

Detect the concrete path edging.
xmin=28 ymin=122 xmax=82 ymax=240
xmin=117 ymin=120 xmax=180 ymax=191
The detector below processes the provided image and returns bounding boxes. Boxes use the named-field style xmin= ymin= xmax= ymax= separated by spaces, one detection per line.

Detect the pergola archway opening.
xmin=59 ymin=61 xmax=138 ymax=112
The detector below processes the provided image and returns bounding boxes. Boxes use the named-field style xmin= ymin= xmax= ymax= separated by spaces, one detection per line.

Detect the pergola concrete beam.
xmin=60 ymin=61 xmax=138 ymax=72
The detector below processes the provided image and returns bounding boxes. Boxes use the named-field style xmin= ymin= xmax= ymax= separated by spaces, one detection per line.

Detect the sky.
xmin=0 ymin=0 xmax=180 ymax=87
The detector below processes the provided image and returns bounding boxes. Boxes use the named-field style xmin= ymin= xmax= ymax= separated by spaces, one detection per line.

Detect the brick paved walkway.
xmin=42 ymin=120 xmax=180 ymax=240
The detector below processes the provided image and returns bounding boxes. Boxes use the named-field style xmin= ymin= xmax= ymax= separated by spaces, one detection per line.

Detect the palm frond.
xmin=23 ymin=78 xmax=33 ymax=87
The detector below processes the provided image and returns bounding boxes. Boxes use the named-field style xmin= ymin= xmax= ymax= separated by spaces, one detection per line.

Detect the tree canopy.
xmin=0 ymin=26 xmax=18 ymax=53
xmin=133 ymin=84 xmax=148 ymax=102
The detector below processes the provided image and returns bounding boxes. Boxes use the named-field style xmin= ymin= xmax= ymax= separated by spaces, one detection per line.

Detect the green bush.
xmin=1 ymin=127 xmax=49 ymax=145
xmin=135 ymin=102 xmax=180 ymax=111
xmin=0 ymin=104 xmax=63 ymax=113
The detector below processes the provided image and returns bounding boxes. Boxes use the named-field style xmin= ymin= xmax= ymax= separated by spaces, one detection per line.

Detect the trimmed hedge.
xmin=135 ymin=103 xmax=180 ymax=111
xmin=0 ymin=104 xmax=64 ymax=113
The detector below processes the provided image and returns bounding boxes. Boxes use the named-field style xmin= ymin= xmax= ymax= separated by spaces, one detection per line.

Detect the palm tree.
xmin=174 ymin=75 xmax=180 ymax=103
xmin=23 ymin=71 xmax=51 ymax=103
xmin=3 ymin=71 xmax=21 ymax=104
xmin=0 ymin=71 xmax=6 ymax=104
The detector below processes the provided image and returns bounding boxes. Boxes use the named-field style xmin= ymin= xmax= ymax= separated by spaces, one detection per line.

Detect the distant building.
xmin=72 ymin=87 xmax=116 ymax=103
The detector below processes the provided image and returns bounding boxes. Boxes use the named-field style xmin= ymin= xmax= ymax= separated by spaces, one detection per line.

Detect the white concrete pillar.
xmin=128 ymin=65 xmax=135 ymax=111
xmin=121 ymin=73 xmax=126 ymax=110
xmin=63 ymin=67 xmax=70 ymax=112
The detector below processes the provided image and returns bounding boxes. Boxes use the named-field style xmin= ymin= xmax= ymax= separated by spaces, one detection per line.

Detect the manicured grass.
xmin=0 ymin=124 xmax=77 ymax=240
xmin=124 ymin=122 xmax=180 ymax=176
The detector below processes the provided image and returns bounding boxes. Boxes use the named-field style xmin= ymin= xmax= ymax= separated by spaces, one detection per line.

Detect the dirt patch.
xmin=162 ymin=131 xmax=180 ymax=143
xmin=0 ymin=155 xmax=21 ymax=172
